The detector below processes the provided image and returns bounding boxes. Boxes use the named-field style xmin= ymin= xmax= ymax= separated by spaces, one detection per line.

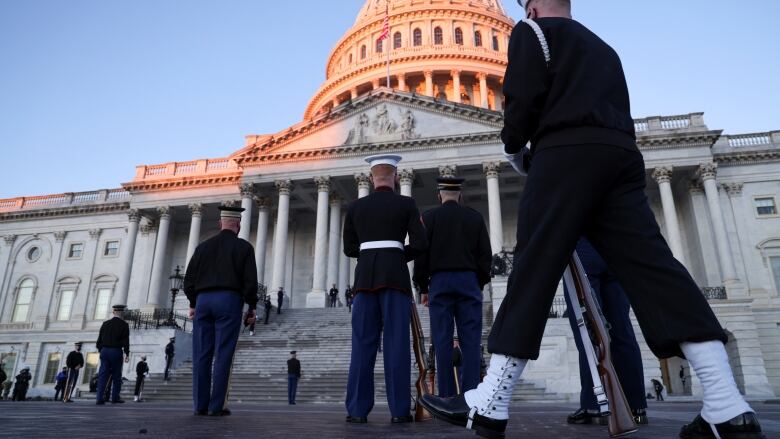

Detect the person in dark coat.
xmin=63 ymin=341 xmax=84 ymax=402
xmin=12 ymin=367 xmax=31 ymax=401
xmin=164 ymin=338 xmax=175 ymax=380
xmin=413 ymin=176 xmax=491 ymax=398
xmin=329 ymin=284 xmax=339 ymax=308
xmin=134 ymin=356 xmax=149 ymax=402
xmin=452 ymin=339 xmax=463 ymax=394
xmin=95 ymin=304 xmax=130 ymax=404
xmin=264 ymin=296 xmax=273 ymax=324
xmin=277 ymin=287 xmax=284 ymax=314
xmin=420 ymin=1 xmax=764 ymax=438
xmin=343 ymin=154 xmax=427 ymax=424
xmin=345 ymin=287 xmax=353 ymax=313
xmin=652 ymin=379 xmax=665 ymax=402
xmin=185 ymin=205 xmax=258 ymax=417
xmin=287 ymin=351 xmax=301 ymax=405
xmin=54 ymin=367 xmax=67 ymax=401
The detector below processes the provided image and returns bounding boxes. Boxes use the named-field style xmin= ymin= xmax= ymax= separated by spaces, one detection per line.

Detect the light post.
xmin=167 ymin=266 xmax=185 ymax=327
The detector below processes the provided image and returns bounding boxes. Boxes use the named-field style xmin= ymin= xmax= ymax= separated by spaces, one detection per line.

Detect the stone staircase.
xmin=119 ymin=306 xmax=566 ymax=404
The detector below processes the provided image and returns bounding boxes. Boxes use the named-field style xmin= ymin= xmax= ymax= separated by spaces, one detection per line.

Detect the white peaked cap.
xmin=365 ymin=154 xmax=402 ymax=168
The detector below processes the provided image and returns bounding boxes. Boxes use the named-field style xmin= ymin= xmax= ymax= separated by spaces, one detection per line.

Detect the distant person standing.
xmin=134 ymin=356 xmax=149 ymax=402
xmin=54 ymin=367 xmax=67 ymax=401
xmin=12 ymin=367 xmax=31 ymax=401
xmin=95 ymin=304 xmax=130 ymax=405
xmin=63 ymin=341 xmax=84 ymax=402
xmin=345 ymin=287 xmax=353 ymax=313
xmin=652 ymin=379 xmax=665 ymax=402
xmin=164 ymin=338 xmax=175 ymax=380
xmin=452 ymin=339 xmax=463 ymax=394
xmin=277 ymin=287 xmax=285 ymax=314
xmin=264 ymin=296 xmax=273 ymax=324
xmin=287 ymin=351 xmax=302 ymax=405
xmin=329 ymin=284 xmax=339 ymax=308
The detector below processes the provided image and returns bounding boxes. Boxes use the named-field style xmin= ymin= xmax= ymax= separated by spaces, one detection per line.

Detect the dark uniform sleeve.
xmin=77 ymin=353 xmax=84 ymax=368
xmin=476 ymin=219 xmax=493 ymax=289
xmin=404 ymin=200 xmax=428 ymax=262
xmin=343 ymin=204 xmax=360 ymax=258
xmin=501 ymin=22 xmax=550 ymax=153
xmin=121 ymin=321 xmax=130 ymax=356
xmin=243 ymin=245 xmax=259 ymax=310
xmin=96 ymin=322 xmax=106 ymax=352
xmin=412 ymin=210 xmax=434 ymax=294
xmin=184 ymin=246 xmax=201 ymax=308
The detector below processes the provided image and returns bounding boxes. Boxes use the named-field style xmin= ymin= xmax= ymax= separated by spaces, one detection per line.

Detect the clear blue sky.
xmin=1 ymin=0 xmax=779 ymax=199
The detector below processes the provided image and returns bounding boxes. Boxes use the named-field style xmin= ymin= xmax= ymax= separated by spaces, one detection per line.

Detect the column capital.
xmin=399 ymin=169 xmax=415 ymax=185
xmin=157 ymin=206 xmax=171 ymax=218
xmin=275 ymin=179 xmax=293 ymax=195
xmin=688 ymin=180 xmax=705 ymax=194
xmin=254 ymin=196 xmax=271 ymax=209
xmin=397 ymin=72 xmax=406 ymax=80
xmin=652 ymin=166 xmax=674 ymax=184
xmin=723 ymin=182 xmax=744 ymax=196
xmin=423 ymin=70 xmax=434 ymax=78
xmin=2 ymin=234 xmax=16 ymax=246
xmin=54 ymin=231 xmax=67 ymax=242
xmin=128 ymin=208 xmax=142 ymax=223
xmin=476 ymin=72 xmax=488 ymax=81
xmin=329 ymin=193 xmax=343 ymax=206
xmin=188 ymin=203 xmax=204 ymax=217
xmin=439 ymin=165 xmax=457 ymax=178
xmin=483 ymin=162 xmax=501 ymax=178
xmin=220 ymin=199 xmax=238 ymax=208
xmin=239 ymin=183 xmax=256 ymax=198
xmin=314 ymin=176 xmax=331 ymax=192
xmin=450 ymin=69 xmax=461 ymax=77
xmin=355 ymin=173 xmax=371 ymax=189
xmin=698 ymin=162 xmax=718 ymax=181
xmin=88 ymin=228 xmax=103 ymax=240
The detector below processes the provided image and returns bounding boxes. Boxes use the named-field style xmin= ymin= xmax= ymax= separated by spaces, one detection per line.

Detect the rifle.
xmin=410 ymin=302 xmax=432 ymax=421
xmin=563 ymin=252 xmax=637 ymax=438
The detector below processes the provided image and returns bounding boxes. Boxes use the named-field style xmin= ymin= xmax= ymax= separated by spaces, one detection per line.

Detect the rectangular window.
xmin=104 ymin=241 xmax=119 ymax=257
xmin=771 ymin=257 xmax=780 ymax=294
xmin=44 ymin=352 xmax=61 ymax=384
xmin=57 ymin=290 xmax=75 ymax=321
xmin=83 ymin=352 xmax=99 ymax=384
xmin=755 ymin=197 xmax=778 ymax=216
xmin=12 ymin=284 xmax=34 ymax=323
xmin=68 ymin=243 xmax=84 ymax=259
xmin=94 ymin=288 xmax=112 ymax=320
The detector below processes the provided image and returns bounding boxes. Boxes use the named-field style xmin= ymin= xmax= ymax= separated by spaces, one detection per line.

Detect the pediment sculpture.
xmin=343 ymin=105 xmax=420 ymax=145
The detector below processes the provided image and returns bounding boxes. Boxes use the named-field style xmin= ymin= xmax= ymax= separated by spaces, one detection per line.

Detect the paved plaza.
xmin=1 ymin=401 xmax=779 ymax=438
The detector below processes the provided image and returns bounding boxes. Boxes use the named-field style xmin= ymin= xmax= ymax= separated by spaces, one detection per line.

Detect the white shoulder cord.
xmin=522 ymin=18 xmax=551 ymax=66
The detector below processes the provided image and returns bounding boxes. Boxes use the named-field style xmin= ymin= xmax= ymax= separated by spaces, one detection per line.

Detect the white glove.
xmin=504 ymin=145 xmax=531 ymax=176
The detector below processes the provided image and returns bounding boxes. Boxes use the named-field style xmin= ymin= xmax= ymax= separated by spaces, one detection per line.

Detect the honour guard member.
xmin=63 ymin=341 xmax=84 ymax=402
xmin=184 ymin=205 xmax=258 ymax=416
xmin=134 ymin=356 xmax=149 ymax=402
xmin=343 ymin=154 xmax=427 ymax=424
xmin=420 ymin=1 xmax=766 ymax=438
xmin=95 ymin=305 xmax=130 ymax=405
xmin=413 ymin=177 xmax=491 ymax=397
xmin=287 ymin=351 xmax=301 ymax=405
xmin=164 ymin=337 xmax=175 ymax=380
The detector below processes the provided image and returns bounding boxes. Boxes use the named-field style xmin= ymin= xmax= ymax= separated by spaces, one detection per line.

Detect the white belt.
xmin=360 ymin=240 xmax=404 ymax=251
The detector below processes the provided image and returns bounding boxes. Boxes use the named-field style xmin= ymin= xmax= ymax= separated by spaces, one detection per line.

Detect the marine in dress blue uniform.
xmin=564 ymin=238 xmax=648 ymax=425
xmin=413 ymin=177 xmax=492 ymax=398
xmin=95 ymin=304 xmax=130 ymax=404
xmin=342 ymin=154 xmax=428 ymax=423
xmin=184 ymin=205 xmax=258 ymax=416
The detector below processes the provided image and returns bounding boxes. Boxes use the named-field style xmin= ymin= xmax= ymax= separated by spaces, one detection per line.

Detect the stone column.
xmin=238 ymin=183 xmax=254 ymax=242
xmin=148 ymin=206 xmax=171 ymax=307
xmin=483 ymin=162 xmax=504 ymax=254
xmin=399 ymin=169 xmax=414 ymax=197
xmin=271 ymin=180 xmax=292 ymax=293
xmin=652 ymin=167 xmax=686 ymax=264
xmin=308 ymin=177 xmax=331 ymax=308
xmin=254 ymin=197 xmax=271 ymax=284
xmin=326 ymin=194 xmax=342 ymax=294
xmin=397 ymin=73 xmax=407 ymax=92
xmin=116 ymin=209 xmax=141 ymax=306
xmin=0 ymin=235 xmax=17 ymax=319
xmin=371 ymin=78 xmax=380 ymax=90
xmin=477 ymin=73 xmax=489 ymax=108
xmin=723 ymin=182 xmax=749 ymax=296
xmin=424 ymin=70 xmax=434 ymax=97
xmin=350 ymin=88 xmax=358 ymax=99
xmin=451 ymin=70 xmax=462 ymax=103
xmin=185 ymin=203 xmax=203 ymax=267
xmin=355 ymin=173 xmax=371 ymax=198
xmin=699 ymin=163 xmax=739 ymax=285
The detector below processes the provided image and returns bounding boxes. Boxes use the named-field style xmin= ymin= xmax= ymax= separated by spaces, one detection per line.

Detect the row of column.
xmin=350 ymin=71 xmax=493 ymax=109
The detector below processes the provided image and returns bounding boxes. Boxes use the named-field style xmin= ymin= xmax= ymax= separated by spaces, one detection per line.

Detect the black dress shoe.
xmin=391 ymin=415 xmax=414 ymax=423
xmin=679 ymin=412 xmax=766 ymax=439
xmin=633 ymin=408 xmax=649 ymax=426
xmin=346 ymin=415 xmax=368 ymax=424
xmin=111 ymin=399 xmax=125 ymax=404
xmin=194 ymin=410 xmax=208 ymax=416
xmin=567 ymin=408 xmax=598 ymax=425
xmin=419 ymin=394 xmax=508 ymax=439
xmin=95 ymin=401 xmax=105 ymax=405
xmin=208 ymin=409 xmax=232 ymax=417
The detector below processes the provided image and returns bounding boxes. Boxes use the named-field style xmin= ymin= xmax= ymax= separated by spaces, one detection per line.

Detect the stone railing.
xmin=725 ymin=132 xmax=777 ymax=148
xmin=701 ymin=286 xmax=727 ymax=300
xmin=634 ymin=113 xmax=705 ymax=133
xmin=0 ymin=189 xmax=130 ymax=213
xmin=132 ymin=158 xmax=239 ymax=181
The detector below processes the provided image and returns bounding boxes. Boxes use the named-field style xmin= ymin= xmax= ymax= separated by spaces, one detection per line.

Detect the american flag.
xmin=377 ymin=13 xmax=390 ymax=42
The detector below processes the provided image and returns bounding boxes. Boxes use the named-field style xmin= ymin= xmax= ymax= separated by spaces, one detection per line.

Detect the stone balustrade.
xmin=0 ymin=189 xmax=130 ymax=213
xmin=634 ymin=112 xmax=705 ymax=133
xmin=726 ymin=131 xmax=779 ymax=148
xmin=133 ymin=158 xmax=239 ymax=181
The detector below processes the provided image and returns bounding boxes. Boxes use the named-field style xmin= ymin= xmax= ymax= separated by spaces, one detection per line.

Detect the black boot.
xmin=567 ymin=408 xmax=600 ymax=425
xmin=633 ymin=408 xmax=649 ymax=426
xmin=419 ymin=394 xmax=508 ymax=439
xmin=679 ymin=412 xmax=765 ymax=439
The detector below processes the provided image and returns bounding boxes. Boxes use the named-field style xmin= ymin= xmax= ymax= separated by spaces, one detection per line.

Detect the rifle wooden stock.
xmin=569 ymin=254 xmax=637 ymax=438
xmin=410 ymin=302 xmax=433 ymax=421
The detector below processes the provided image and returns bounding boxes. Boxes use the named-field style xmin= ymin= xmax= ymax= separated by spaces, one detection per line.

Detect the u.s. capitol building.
xmin=1 ymin=0 xmax=779 ymax=401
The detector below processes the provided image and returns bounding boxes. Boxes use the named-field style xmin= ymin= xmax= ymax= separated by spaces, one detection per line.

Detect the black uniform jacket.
xmin=343 ymin=186 xmax=428 ymax=294
xmin=413 ymin=201 xmax=492 ymax=293
xmin=184 ymin=229 xmax=258 ymax=310
xmin=502 ymin=17 xmax=637 ymax=154
xmin=66 ymin=351 xmax=84 ymax=369
xmin=287 ymin=358 xmax=301 ymax=377
xmin=96 ymin=317 xmax=130 ymax=355
xmin=136 ymin=361 xmax=149 ymax=377
xmin=165 ymin=342 xmax=175 ymax=358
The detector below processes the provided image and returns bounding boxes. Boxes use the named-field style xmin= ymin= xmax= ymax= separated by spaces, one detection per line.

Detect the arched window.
xmin=413 ymin=28 xmax=422 ymax=46
xmin=12 ymin=278 xmax=35 ymax=323
xmin=474 ymin=31 xmax=483 ymax=47
xmin=376 ymin=39 xmax=383 ymax=54
xmin=434 ymin=27 xmax=443 ymax=45
xmin=393 ymin=32 xmax=402 ymax=49
xmin=360 ymin=45 xmax=367 ymax=59
xmin=492 ymin=35 xmax=500 ymax=51
xmin=454 ymin=28 xmax=464 ymax=45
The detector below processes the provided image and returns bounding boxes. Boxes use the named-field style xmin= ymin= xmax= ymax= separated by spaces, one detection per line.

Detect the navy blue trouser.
xmin=565 ymin=238 xmax=647 ymax=410
xmin=193 ymin=291 xmax=243 ymax=413
xmin=429 ymin=271 xmax=483 ymax=397
xmin=288 ymin=374 xmax=298 ymax=404
xmin=346 ymin=289 xmax=411 ymax=418
xmin=96 ymin=347 xmax=123 ymax=403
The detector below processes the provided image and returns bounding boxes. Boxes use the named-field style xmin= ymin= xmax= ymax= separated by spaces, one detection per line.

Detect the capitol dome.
xmin=305 ymin=0 xmax=515 ymax=119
